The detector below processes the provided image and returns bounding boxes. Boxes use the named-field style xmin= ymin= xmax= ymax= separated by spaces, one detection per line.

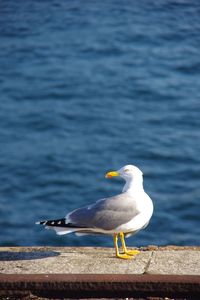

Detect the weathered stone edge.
xmin=0 ymin=274 xmax=200 ymax=299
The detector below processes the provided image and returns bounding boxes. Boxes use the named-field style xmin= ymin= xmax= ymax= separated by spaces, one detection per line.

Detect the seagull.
xmin=36 ymin=165 xmax=153 ymax=259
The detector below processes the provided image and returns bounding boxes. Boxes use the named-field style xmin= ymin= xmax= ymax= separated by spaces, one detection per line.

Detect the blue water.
xmin=0 ymin=0 xmax=200 ymax=248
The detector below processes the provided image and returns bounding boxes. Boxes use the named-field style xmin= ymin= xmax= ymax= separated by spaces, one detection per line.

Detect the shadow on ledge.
xmin=0 ymin=250 xmax=60 ymax=261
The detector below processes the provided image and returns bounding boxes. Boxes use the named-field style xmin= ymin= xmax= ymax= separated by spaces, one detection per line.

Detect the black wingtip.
xmin=36 ymin=218 xmax=66 ymax=227
xmin=35 ymin=220 xmax=47 ymax=225
xmin=35 ymin=218 xmax=85 ymax=228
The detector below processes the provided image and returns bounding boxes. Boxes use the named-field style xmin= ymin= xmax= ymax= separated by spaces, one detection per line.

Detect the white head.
xmin=105 ymin=164 xmax=144 ymax=192
xmin=117 ymin=165 xmax=143 ymax=180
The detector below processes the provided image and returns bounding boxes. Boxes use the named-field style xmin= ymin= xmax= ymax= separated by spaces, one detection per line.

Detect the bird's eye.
xmin=124 ymin=169 xmax=129 ymax=172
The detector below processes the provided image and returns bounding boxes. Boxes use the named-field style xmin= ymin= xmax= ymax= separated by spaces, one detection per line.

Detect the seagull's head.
xmin=105 ymin=165 xmax=143 ymax=181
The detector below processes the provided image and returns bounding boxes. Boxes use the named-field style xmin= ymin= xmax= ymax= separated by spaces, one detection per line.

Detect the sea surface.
xmin=0 ymin=0 xmax=200 ymax=248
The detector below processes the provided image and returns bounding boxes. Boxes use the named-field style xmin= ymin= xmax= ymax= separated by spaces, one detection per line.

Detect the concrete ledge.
xmin=0 ymin=246 xmax=200 ymax=299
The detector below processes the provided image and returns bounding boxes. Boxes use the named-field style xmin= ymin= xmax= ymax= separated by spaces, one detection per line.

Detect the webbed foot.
xmin=124 ymin=249 xmax=140 ymax=256
xmin=116 ymin=253 xmax=133 ymax=260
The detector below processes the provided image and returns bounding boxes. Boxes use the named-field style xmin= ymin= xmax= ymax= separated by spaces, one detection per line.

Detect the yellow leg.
xmin=120 ymin=232 xmax=140 ymax=256
xmin=113 ymin=234 xmax=132 ymax=259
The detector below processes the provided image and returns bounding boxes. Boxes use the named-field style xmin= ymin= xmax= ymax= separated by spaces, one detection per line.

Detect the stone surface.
xmin=0 ymin=247 xmax=151 ymax=274
xmin=0 ymin=246 xmax=199 ymax=275
xmin=146 ymin=250 xmax=200 ymax=275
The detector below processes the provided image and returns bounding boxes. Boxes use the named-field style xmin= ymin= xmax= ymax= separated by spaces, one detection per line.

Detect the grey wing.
xmin=66 ymin=193 xmax=140 ymax=231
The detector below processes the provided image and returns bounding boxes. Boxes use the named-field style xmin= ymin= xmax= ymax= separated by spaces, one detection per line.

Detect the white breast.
xmin=115 ymin=192 xmax=153 ymax=234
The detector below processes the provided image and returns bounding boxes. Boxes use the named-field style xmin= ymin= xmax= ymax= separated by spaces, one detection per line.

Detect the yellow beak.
xmin=105 ymin=171 xmax=120 ymax=178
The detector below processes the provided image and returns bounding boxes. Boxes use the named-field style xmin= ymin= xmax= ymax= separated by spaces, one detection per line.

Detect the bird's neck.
xmin=122 ymin=176 xmax=144 ymax=193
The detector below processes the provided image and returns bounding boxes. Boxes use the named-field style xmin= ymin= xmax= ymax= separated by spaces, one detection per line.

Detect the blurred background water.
xmin=0 ymin=0 xmax=200 ymax=248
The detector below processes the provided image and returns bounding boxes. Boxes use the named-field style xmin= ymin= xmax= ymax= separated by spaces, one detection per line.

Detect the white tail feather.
xmin=75 ymin=232 xmax=90 ymax=236
xmin=45 ymin=226 xmax=77 ymax=235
